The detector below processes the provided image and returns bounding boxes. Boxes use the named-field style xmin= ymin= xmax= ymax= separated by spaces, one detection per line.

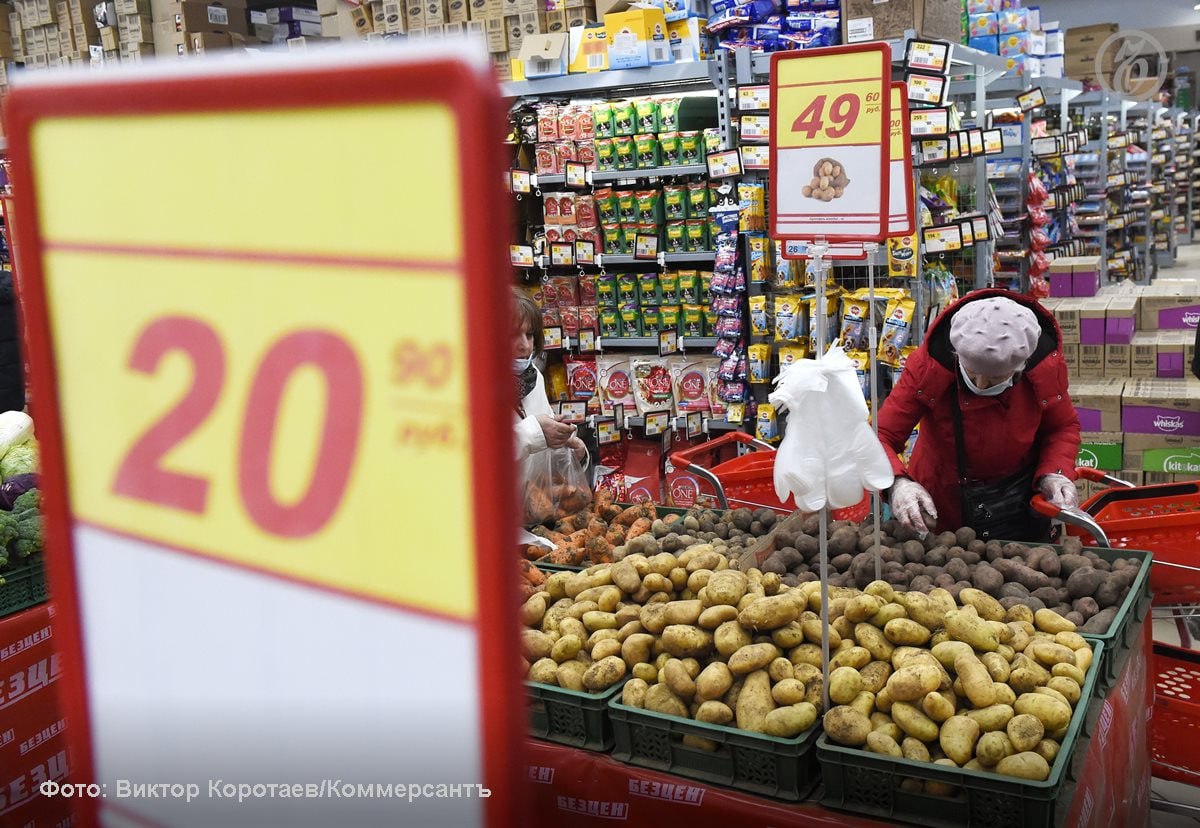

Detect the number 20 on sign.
xmin=769 ymin=43 xmax=891 ymax=242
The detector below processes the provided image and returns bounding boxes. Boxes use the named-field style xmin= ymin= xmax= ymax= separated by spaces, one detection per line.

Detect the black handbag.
xmin=950 ymin=384 xmax=1051 ymax=543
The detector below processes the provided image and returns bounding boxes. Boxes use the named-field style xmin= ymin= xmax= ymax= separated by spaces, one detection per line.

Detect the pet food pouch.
xmin=670 ymin=357 xmax=710 ymax=415
xmin=603 ymin=225 xmax=625 ymax=255
xmin=641 ymin=306 xmax=662 ymax=336
xmin=659 ymin=272 xmax=680 ymax=304
xmin=617 ymin=190 xmax=638 ymax=224
xmin=617 ymin=273 xmax=639 ymax=305
xmin=678 ymin=270 xmax=700 ymax=303
xmin=663 ymin=184 xmax=687 ymax=219
xmin=636 ymin=189 xmax=662 ymax=224
xmin=614 ymin=136 xmax=636 ymax=170
xmin=682 ymin=304 xmax=705 ymax=337
xmin=564 ymin=355 xmax=597 ymax=399
xmin=658 ymin=96 xmax=681 ymax=130
xmin=592 ymin=102 xmax=615 ymax=138
xmin=632 ymin=357 xmax=674 ymax=415
xmin=665 ymin=222 xmax=687 ymax=252
xmin=597 ymin=356 xmax=634 ymax=415
xmin=595 ymin=138 xmax=616 ymax=171
xmin=839 ymin=297 xmax=870 ymax=351
xmin=775 ymin=294 xmax=802 ymax=341
xmin=755 ymin=402 xmax=779 ymax=443
xmin=537 ymin=104 xmax=560 ymax=141
xmin=878 ymin=296 xmax=916 ymax=367
xmin=620 ymin=304 xmax=642 ymax=337
xmin=594 ymin=187 xmax=618 ymax=224
xmin=635 ymin=134 xmax=661 ymax=168
xmin=749 ymin=294 xmax=770 ymax=337
xmin=746 ymin=234 xmax=769 ymax=283
xmin=660 ymin=304 xmax=680 ymax=333
xmin=635 ymin=98 xmax=659 ymax=133
xmin=600 ymin=308 xmax=621 ymax=337
xmin=777 ymin=344 xmax=808 ymax=371
xmin=611 ymin=100 xmax=637 ymax=136
xmin=679 ymin=131 xmax=702 ymax=164
xmin=748 ymin=344 xmax=772 ymax=384
xmin=685 ymin=220 xmax=708 ymax=252
xmin=659 ymin=132 xmax=683 ymax=166
xmin=687 ymin=181 xmax=709 ymax=217
xmin=637 ymin=272 xmax=661 ymax=305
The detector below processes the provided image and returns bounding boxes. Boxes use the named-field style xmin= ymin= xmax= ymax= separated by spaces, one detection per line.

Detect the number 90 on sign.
xmin=776 ymin=82 xmax=882 ymax=148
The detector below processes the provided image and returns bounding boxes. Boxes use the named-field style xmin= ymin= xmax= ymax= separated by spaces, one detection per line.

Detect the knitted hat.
xmin=949 ymin=296 xmax=1041 ymax=377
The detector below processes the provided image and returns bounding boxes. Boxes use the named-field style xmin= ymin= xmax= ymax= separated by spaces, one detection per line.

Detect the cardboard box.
xmin=187 ymin=28 xmax=228 ymax=49
xmin=1048 ymin=257 xmax=1073 ymax=297
xmin=1054 ymin=298 xmax=1080 ymax=344
xmin=446 ymin=0 xmax=468 ymax=22
xmin=564 ymin=5 xmax=590 ymax=28
xmin=1078 ymin=298 xmax=1107 ymax=346
xmin=152 ymin=17 xmax=185 ymax=53
xmin=1073 ymin=255 xmax=1100 ymax=297
xmin=1105 ymin=294 xmax=1138 ymax=345
xmin=1157 ymin=330 xmax=1188 ymax=379
xmin=1124 ymin=433 xmax=1200 ymax=475
xmin=1104 ymin=343 xmax=1130 ymax=378
xmin=169 ymin=0 xmax=247 ymax=35
xmin=266 ymin=5 xmax=321 ymax=23
xmin=1123 ymin=378 xmax=1200 ymax=437
xmin=516 ymin=9 xmax=540 ymax=34
xmin=1062 ymin=342 xmax=1079 ymax=374
xmin=424 ymin=0 xmax=444 ymax=23
xmin=516 ymin=30 xmax=566 ymax=76
xmin=567 ymin=21 xmax=605 ymax=71
xmin=348 ymin=4 xmax=372 ymax=33
xmin=1078 ymin=433 xmax=1123 ymax=471
xmin=604 ymin=6 xmax=670 ymax=70
xmin=504 ymin=13 xmax=522 ymax=50
xmin=1140 ymin=287 xmax=1200 ymax=331
xmin=844 ymin=0 xmax=962 ymax=43
xmin=1070 ymin=378 xmax=1124 ymax=432
xmin=1131 ymin=332 xmax=1157 ymax=378
xmin=1066 ymin=22 xmax=1117 ymax=54
xmin=665 ymin=15 xmax=700 ymax=62
xmin=1078 ymin=344 xmax=1105 ymax=378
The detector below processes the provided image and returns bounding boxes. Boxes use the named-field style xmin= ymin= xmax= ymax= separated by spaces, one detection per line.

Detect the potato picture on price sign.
xmin=769 ymin=43 xmax=891 ymax=242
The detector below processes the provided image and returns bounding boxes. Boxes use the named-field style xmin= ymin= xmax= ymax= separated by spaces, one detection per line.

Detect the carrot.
xmin=626 ymin=517 xmax=653 ymax=540
xmin=519 ymin=559 xmax=546 ymax=586
xmin=614 ymin=503 xmax=655 ymax=527
xmin=605 ymin=526 xmax=626 ymax=547
xmin=523 ymin=545 xmax=545 ymax=561
xmin=583 ymin=535 xmax=610 ymax=562
xmin=585 ymin=518 xmax=608 ymax=538
xmin=567 ymin=528 xmax=590 ymax=545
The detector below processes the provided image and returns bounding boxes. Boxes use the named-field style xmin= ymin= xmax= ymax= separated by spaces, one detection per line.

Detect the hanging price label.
xmin=550 ymin=243 xmax=574 ymax=266
xmin=686 ymin=411 xmax=703 ymax=438
xmin=575 ymin=240 xmax=595 ymax=265
xmin=780 ymin=239 xmax=867 ymax=260
xmin=706 ymin=149 xmax=742 ymax=179
xmin=578 ymin=328 xmax=596 ymax=352
xmin=1017 ymin=87 xmax=1046 ymax=112
xmin=659 ymin=330 xmax=678 ymax=356
xmin=906 ymin=72 xmax=947 ymax=106
xmin=922 ymin=224 xmax=963 ymax=252
xmin=968 ymin=129 xmax=985 ymax=156
xmin=959 ymin=219 xmax=976 ymax=247
xmin=770 ymin=43 xmax=890 ymax=242
xmin=910 ymin=107 xmax=949 ymax=137
xmin=559 ymin=401 xmax=586 ymax=423
xmin=597 ymin=420 xmax=619 ymax=444
xmin=511 ymin=169 xmax=532 ymax=193
xmin=983 ymin=129 xmax=1005 ymax=155
xmin=904 ymin=39 xmax=951 ymax=74
xmin=888 ymin=83 xmax=915 ymax=236
xmin=510 ymin=244 xmax=535 ymax=266
xmin=564 ymin=161 xmax=587 ymax=188
xmin=971 ymin=214 xmax=991 ymax=242
xmin=918 ymin=138 xmax=949 ymax=164
xmin=738 ymin=85 xmax=771 ymax=111
xmin=741 ymin=145 xmax=770 ymax=169
xmin=634 ymin=233 xmax=659 ymax=260
xmin=644 ymin=411 xmax=670 ymax=436
xmin=543 ymin=325 xmax=563 ymax=349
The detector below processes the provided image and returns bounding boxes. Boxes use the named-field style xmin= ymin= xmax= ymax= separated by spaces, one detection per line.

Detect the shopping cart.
xmin=668 ymin=431 xmax=870 ymax=520
xmin=1150 ymin=642 xmax=1200 ymax=793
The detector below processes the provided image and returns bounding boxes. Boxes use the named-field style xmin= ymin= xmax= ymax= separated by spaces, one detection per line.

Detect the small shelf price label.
xmin=686 ymin=411 xmax=703 ymax=438
xmin=918 ymin=138 xmax=949 ymax=165
xmin=550 ymin=243 xmax=574 ymax=266
xmin=659 ymin=330 xmax=678 ymax=356
xmin=922 ymin=224 xmax=963 ymax=252
xmin=959 ymin=219 xmax=976 ymax=247
xmin=738 ymin=85 xmax=771 ymax=111
xmin=741 ymin=145 xmax=770 ymax=169
xmin=634 ymin=233 xmax=658 ymax=260
xmin=597 ymin=420 xmax=619 ymax=444
xmin=905 ymin=72 xmax=947 ymax=106
xmin=968 ymin=128 xmax=985 ymax=156
xmin=510 ymin=169 xmax=532 ymax=193
xmin=706 ymin=149 xmax=742 ymax=179
xmin=575 ymin=240 xmax=595 ymax=265
xmin=770 ymin=43 xmax=891 ymax=242
xmin=564 ymin=161 xmax=587 ymax=189
xmin=904 ymin=39 xmax=951 ymax=74
xmin=1017 ymin=87 xmax=1046 ymax=112
xmin=559 ymin=401 xmax=586 ymax=423
xmin=577 ymin=329 xmax=596 ymax=352
xmin=510 ymin=244 xmax=535 ymax=267
xmin=644 ymin=411 xmax=670 ymax=436
xmin=983 ymin=129 xmax=1005 ymax=155
xmin=910 ymin=107 xmax=949 ymax=137
xmin=543 ymin=325 xmax=563 ymax=350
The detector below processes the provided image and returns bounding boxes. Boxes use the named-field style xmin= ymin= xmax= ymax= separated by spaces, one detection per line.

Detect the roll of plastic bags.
xmin=769 ymin=346 xmax=895 ymax=511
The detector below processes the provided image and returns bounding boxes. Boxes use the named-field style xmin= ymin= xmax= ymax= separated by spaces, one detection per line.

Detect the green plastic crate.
xmin=607 ymin=699 xmax=821 ymax=801
xmin=818 ymin=640 xmax=1105 ymax=828
xmin=528 ymin=680 xmax=626 ymax=752
xmin=0 ymin=556 xmax=47 ymax=619
xmin=1075 ymin=547 xmax=1151 ymax=690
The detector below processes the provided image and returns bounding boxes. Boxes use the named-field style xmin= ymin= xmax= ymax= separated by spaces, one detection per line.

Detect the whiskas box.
xmin=1105 ymin=294 xmax=1138 ymax=345
xmin=1123 ymin=378 xmax=1200 ymax=437
xmin=1070 ymin=378 xmax=1124 ymax=432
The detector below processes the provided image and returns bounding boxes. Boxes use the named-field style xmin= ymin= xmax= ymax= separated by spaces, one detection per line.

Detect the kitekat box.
xmin=1122 ymin=378 xmax=1200 ymax=438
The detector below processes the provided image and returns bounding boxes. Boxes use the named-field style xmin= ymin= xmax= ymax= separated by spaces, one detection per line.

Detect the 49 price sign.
xmin=770 ymin=43 xmax=891 ymax=242
xmin=6 ymin=50 xmax=522 ymax=828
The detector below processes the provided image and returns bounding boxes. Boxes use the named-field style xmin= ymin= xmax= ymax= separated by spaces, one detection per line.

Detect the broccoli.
xmin=0 ymin=487 xmax=41 ymax=558
xmin=12 ymin=489 xmax=39 ymax=514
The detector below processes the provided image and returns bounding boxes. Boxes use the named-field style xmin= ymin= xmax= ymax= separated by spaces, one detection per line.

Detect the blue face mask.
xmin=513 ymin=355 xmax=534 ymax=374
xmin=960 ymin=362 xmax=1013 ymax=397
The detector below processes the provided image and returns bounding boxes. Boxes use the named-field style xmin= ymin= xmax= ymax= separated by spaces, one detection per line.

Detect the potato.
xmin=981 ymin=652 xmax=1011 ymax=683
xmin=945 ymin=609 xmax=999 ymax=652
xmin=640 ymin=603 xmax=670 ymax=634
xmin=1006 ymin=713 xmax=1045 ymax=752
xmin=1029 ymin=640 xmax=1077 ymax=668
xmin=714 ymin=620 xmax=752 ymax=657
xmin=824 ymin=705 xmax=872 ymax=746
xmin=870 ymin=712 xmax=902 ymax=739
xmin=955 ymin=653 xmax=997 ymax=709
xmin=1034 ymin=739 xmax=1060 ymax=762
xmin=772 ymin=678 xmax=808 ymax=705
xmin=859 ymin=660 xmax=892 ymax=694
xmin=939 ymin=715 xmax=981 ymax=765
xmin=736 ymin=670 xmax=775 ymax=733
xmin=695 ymin=700 xmax=734 ymax=725
xmin=831 ymin=646 xmax=872 ymax=670
xmin=592 ymin=639 xmax=623 ymax=661
xmin=800 ymin=613 xmax=843 ymax=648
xmin=662 ymin=625 xmax=714 ymax=658
xmin=866 ymin=730 xmax=904 ymax=757
xmin=929 ymin=641 xmax=973 ymax=671
xmin=582 ymin=655 xmax=627 ymax=692
xmin=1047 ymin=676 xmax=1082 ymax=705
xmin=1034 ymin=609 xmax=1076 ymax=634
xmin=789 ymin=643 xmax=823 ymax=668
xmin=925 ymin=760 xmax=960 ymax=796
xmin=551 ymin=634 xmax=583 ymax=663
xmin=727 ymin=643 xmax=780 ymax=676
xmin=664 ymin=600 xmax=703 ymax=626
xmin=661 ymin=659 xmax=696 ymax=699
xmin=887 ymin=662 xmax=942 ymax=702
xmin=964 ymin=703 xmax=1014 ymax=733
xmin=632 ymin=663 xmax=657 ymax=682
xmin=922 ymin=690 xmax=956 ymax=723
xmin=897 ymin=592 xmax=946 ymax=629
xmin=829 ymin=666 xmax=864 ymax=705
xmin=892 ymin=702 xmax=940 ymax=743
xmin=523 ymin=630 xmax=554 ymax=661
xmin=770 ymin=621 xmax=806 ymax=648
xmin=992 ymin=683 xmax=1016 ymax=706
xmin=996 ymin=752 xmax=1051 ymax=781
xmin=1051 ymin=663 xmax=1086 ymax=685
xmin=899 ymin=736 xmax=931 ymax=763
xmin=870 ymin=602 xmax=908 ymax=627
xmin=975 ymin=731 xmax=1015 ymax=768
xmin=738 ymin=595 xmax=800 ymax=631
xmin=1014 ymin=693 xmax=1071 ymax=732
xmin=1034 ymin=686 xmax=1072 ymax=708
xmin=1055 ymin=631 xmax=1088 ymax=651
xmin=621 ymin=633 xmax=655 ymax=668
xmin=619 ymin=677 xmax=648 ymax=708
xmin=959 ymin=588 xmax=1005 ymax=622
xmin=529 ymin=657 xmax=559 ymax=684
xmin=769 ymin=657 xmax=795 ymax=684
xmin=884 ymin=618 xmax=931 ymax=647
xmin=644 ymin=683 xmax=689 ymax=717
xmin=706 ymin=570 xmax=748 ymax=606
xmin=1074 ymin=645 xmax=1094 ymax=672
xmin=766 ymin=703 xmax=818 ymax=738
xmin=845 ymin=594 xmax=885 ymax=623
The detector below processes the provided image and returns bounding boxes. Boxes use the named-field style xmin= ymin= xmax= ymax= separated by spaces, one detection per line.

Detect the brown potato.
xmin=824 ymin=705 xmax=872 ymax=746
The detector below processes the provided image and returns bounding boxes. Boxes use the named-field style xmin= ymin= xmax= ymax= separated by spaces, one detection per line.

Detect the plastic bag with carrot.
xmin=521 ymin=447 xmax=593 ymax=527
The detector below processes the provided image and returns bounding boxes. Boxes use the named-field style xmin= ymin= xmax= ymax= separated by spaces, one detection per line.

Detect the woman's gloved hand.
xmin=1039 ymin=473 xmax=1079 ymax=510
xmin=890 ymin=477 xmax=937 ymax=538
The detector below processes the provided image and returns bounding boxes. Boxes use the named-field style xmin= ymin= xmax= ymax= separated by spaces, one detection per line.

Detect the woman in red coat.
xmin=876 ymin=290 xmax=1081 ymax=541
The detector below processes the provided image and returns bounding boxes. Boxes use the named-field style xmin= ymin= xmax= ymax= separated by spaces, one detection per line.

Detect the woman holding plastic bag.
xmin=876 ymin=291 xmax=1080 ymax=542
xmin=512 ymin=288 xmax=590 ymax=525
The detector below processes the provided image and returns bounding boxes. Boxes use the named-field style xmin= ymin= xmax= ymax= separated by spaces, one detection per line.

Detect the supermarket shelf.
xmin=502 ymin=61 xmax=716 ymax=98
xmin=747 ymin=35 xmax=1010 ymax=81
xmin=602 ymin=251 xmax=715 ymax=265
xmin=599 ymin=336 xmax=717 ymax=349
xmin=623 ymin=415 xmax=745 ymax=432
xmin=591 ymin=163 xmax=708 ymax=183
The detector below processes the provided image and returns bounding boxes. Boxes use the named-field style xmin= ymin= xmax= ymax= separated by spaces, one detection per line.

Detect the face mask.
xmin=513 ymin=355 xmax=534 ymax=374
xmin=960 ymin=362 xmax=1013 ymax=397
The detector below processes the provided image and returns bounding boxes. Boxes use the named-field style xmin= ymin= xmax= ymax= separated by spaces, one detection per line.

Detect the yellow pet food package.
xmin=755 ymin=402 xmax=779 ymax=443
xmin=748 ymin=344 xmax=772 ymax=384
xmin=750 ymin=294 xmax=770 ymax=337
xmin=878 ymin=296 xmax=917 ymax=367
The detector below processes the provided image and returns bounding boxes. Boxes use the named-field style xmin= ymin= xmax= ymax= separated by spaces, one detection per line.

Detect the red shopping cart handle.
xmin=668 ymin=431 xmax=776 ymax=512
xmin=1031 ymin=494 xmax=1110 ymax=546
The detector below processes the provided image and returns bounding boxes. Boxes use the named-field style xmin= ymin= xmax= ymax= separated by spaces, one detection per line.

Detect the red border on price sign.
xmin=5 ymin=53 xmax=523 ymax=828
xmin=889 ymin=82 xmax=916 ymax=237
xmin=769 ymin=43 xmax=890 ymax=243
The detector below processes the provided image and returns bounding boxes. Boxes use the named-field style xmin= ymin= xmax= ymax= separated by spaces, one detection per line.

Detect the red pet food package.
xmin=535 ymin=143 xmax=560 ymax=175
xmin=575 ymin=194 xmax=598 ymax=229
xmin=665 ymin=431 xmax=718 ymax=508
xmin=578 ymin=305 xmax=599 ymax=337
xmin=704 ymin=358 xmax=728 ymax=418
xmin=625 ymin=437 xmax=664 ymax=504
xmin=558 ymin=105 xmax=579 ymax=141
xmin=632 ymin=357 xmax=674 ymax=415
xmin=541 ymin=307 xmax=562 ymax=329
xmin=543 ymin=192 xmax=564 ymax=225
xmin=597 ymin=356 xmax=634 ymax=416
xmin=538 ymin=103 xmax=560 ymax=142
xmin=669 ymin=356 xmax=711 ymax=415
xmin=561 ymin=225 xmax=579 ymax=244
xmin=576 ymin=140 xmax=597 ymax=170
xmin=578 ymin=274 xmax=598 ymax=305
xmin=548 ymin=275 xmax=580 ymax=307
xmin=595 ymin=441 xmax=628 ymax=503
xmin=556 ymin=140 xmax=578 ymax=168
xmin=560 ymin=305 xmax=581 ymax=338
xmin=576 ymin=106 xmax=595 ymax=140
xmin=560 ymin=193 xmax=576 ymax=224
xmin=564 ymin=355 xmax=597 ymax=400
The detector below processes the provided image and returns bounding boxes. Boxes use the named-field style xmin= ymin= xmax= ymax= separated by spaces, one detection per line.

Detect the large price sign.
xmin=6 ymin=50 xmax=522 ymax=827
xmin=770 ymin=43 xmax=890 ymax=242
xmin=889 ymin=83 xmax=916 ymax=236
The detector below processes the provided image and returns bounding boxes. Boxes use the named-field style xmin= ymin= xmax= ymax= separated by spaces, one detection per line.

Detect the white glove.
xmin=1039 ymin=473 xmax=1079 ymax=510
xmin=890 ymin=477 xmax=937 ymax=538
